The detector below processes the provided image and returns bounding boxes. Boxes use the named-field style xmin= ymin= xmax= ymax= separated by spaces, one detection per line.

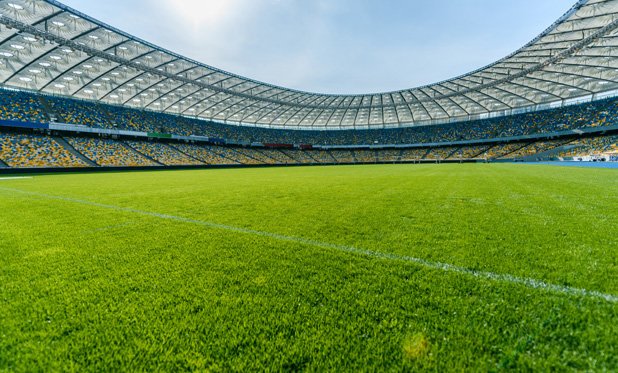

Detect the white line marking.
xmin=0 ymin=177 xmax=33 ymax=181
xmin=1 ymin=186 xmax=616 ymax=303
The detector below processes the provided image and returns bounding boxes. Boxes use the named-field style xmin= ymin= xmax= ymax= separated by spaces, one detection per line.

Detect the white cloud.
xmin=152 ymin=0 xmax=260 ymax=36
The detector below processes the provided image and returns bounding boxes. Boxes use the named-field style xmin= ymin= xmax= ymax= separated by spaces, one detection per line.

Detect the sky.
xmin=60 ymin=0 xmax=572 ymax=95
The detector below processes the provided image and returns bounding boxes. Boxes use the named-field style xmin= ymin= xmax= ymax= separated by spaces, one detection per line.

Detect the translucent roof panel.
xmin=0 ymin=0 xmax=617 ymax=130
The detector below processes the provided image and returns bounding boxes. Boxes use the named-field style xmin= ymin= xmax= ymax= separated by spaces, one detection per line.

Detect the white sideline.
xmin=0 ymin=177 xmax=33 ymax=181
xmin=1 ymin=186 xmax=616 ymax=304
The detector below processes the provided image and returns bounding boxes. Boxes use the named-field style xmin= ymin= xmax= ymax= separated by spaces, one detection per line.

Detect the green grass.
xmin=0 ymin=164 xmax=616 ymax=371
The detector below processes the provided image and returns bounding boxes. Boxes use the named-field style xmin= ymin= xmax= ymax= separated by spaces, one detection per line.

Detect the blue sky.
xmin=60 ymin=0 xmax=572 ymax=94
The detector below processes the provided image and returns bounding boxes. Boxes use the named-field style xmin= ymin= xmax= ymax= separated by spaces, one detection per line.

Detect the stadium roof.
xmin=0 ymin=0 xmax=617 ymax=130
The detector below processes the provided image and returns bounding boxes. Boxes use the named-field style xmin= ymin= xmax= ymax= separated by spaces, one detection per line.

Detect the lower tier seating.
xmin=67 ymin=137 xmax=157 ymax=167
xmin=171 ymin=144 xmax=238 ymax=165
xmin=0 ymin=133 xmax=87 ymax=168
xmin=0 ymin=131 xmax=616 ymax=169
xmin=558 ymin=135 xmax=618 ymax=158
xmin=126 ymin=141 xmax=204 ymax=166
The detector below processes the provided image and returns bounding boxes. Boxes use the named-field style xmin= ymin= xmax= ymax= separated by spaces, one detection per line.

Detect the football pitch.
xmin=0 ymin=164 xmax=616 ymax=371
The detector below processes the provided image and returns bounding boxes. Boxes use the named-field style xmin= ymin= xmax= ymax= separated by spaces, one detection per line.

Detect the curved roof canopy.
xmin=0 ymin=0 xmax=618 ymax=130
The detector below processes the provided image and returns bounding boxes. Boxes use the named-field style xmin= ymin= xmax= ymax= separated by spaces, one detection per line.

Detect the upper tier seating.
xmin=1 ymin=89 xmax=617 ymax=146
xmin=46 ymin=97 xmax=112 ymax=128
xmin=0 ymin=90 xmax=47 ymax=123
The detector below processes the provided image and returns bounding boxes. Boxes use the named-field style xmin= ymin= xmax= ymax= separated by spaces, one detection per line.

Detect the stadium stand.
xmin=193 ymin=96 xmax=618 ymax=145
xmin=171 ymin=144 xmax=238 ymax=165
xmin=0 ymin=132 xmax=87 ymax=168
xmin=448 ymin=145 xmax=492 ymax=160
xmin=258 ymin=149 xmax=294 ymax=164
xmin=0 ymin=90 xmax=48 ymax=123
xmin=67 ymin=137 xmax=157 ymax=167
xmin=201 ymin=146 xmax=242 ymax=165
xmin=354 ymin=150 xmax=378 ymax=163
xmin=400 ymin=149 xmax=430 ymax=161
xmin=501 ymin=140 xmax=574 ymax=160
xmin=1 ymin=90 xmax=617 ymax=169
xmin=1 ymin=130 xmax=616 ymax=169
xmin=1 ymin=89 xmax=617 ymax=147
xmin=485 ymin=143 xmax=529 ymax=160
xmin=329 ymin=150 xmax=356 ymax=164
xmin=425 ymin=147 xmax=456 ymax=160
xmin=234 ymin=148 xmax=276 ymax=164
xmin=379 ymin=150 xmax=403 ymax=163
xmin=126 ymin=141 xmax=203 ymax=166
xmin=305 ymin=150 xmax=336 ymax=164
xmin=206 ymin=146 xmax=244 ymax=165
xmin=558 ymin=135 xmax=618 ymax=159
xmin=231 ymin=148 xmax=268 ymax=165
xmin=278 ymin=149 xmax=312 ymax=164
xmin=47 ymin=97 xmax=112 ymax=129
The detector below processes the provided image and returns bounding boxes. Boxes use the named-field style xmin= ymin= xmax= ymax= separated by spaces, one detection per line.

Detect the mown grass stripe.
xmin=1 ymin=185 xmax=616 ymax=304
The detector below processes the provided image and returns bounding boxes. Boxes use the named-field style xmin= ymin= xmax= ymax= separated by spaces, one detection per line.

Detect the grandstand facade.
xmin=0 ymin=0 xmax=617 ymax=169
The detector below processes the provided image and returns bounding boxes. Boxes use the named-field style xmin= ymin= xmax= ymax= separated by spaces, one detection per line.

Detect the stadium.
xmin=0 ymin=0 xmax=616 ymax=370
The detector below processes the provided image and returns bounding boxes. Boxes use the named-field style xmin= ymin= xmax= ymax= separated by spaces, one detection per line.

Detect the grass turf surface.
xmin=0 ymin=164 xmax=616 ymax=371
